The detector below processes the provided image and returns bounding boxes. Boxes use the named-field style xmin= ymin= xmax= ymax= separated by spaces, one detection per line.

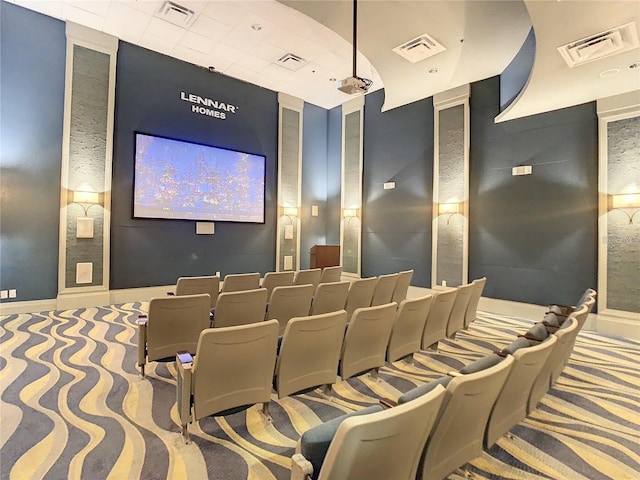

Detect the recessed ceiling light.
xmin=428 ymin=68 xmax=439 ymax=74
xmin=251 ymin=23 xmax=262 ymax=31
xmin=599 ymin=68 xmax=620 ymax=77
xmin=629 ymin=62 xmax=640 ymax=69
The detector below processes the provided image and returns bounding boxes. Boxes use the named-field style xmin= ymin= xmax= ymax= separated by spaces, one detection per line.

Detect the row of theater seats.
xmin=290 ymin=289 xmax=597 ymax=480
xmin=167 ymin=277 xmax=489 ymax=443
xmin=137 ymin=268 xmax=417 ymax=374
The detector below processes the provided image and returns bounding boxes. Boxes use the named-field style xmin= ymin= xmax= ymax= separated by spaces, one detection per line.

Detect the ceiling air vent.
xmin=392 ymin=33 xmax=446 ymax=63
xmin=558 ymin=22 xmax=639 ymax=67
xmin=275 ymin=53 xmax=307 ymax=71
xmin=156 ymin=1 xmax=197 ymax=27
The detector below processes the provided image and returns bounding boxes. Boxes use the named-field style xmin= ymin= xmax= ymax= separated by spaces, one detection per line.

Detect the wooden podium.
xmin=310 ymin=245 xmax=340 ymax=269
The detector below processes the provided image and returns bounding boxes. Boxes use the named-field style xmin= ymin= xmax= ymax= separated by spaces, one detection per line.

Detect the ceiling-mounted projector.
xmin=338 ymin=76 xmax=371 ymax=95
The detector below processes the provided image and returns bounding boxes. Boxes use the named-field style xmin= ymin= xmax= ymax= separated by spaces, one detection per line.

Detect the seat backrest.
xmin=319 ymin=265 xmax=342 ymax=284
xmin=485 ymin=335 xmax=557 ymax=448
xmin=387 ymin=294 xmax=434 ymax=363
xmin=344 ymin=277 xmax=377 ymax=320
xmin=317 ymin=385 xmax=447 ymax=480
xmin=261 ymin=271 xmax=294 ymax=299
xmin=370 ymin=273 xmax=399 ymax=307
xmin=175 ymin=275 xmax=220 ymax=308
xmin=146 ymin=293 xmax=211 ymax=362
xmin=294 ymin=268 xmax=322 ymax=288
xmin=221 ymin=272 xmax=261 ymax=292
xmin=577 ymin=288 xmax=597 ymax=307
xmin=214 ymin=288 xmax=268 ymax=328
xmin=275 ymin=310 xmax=348 ymax=398
xmin=310 ymin=281 xmax=350 ymax=316
xmin=340 ymin=303 xmax=397 ymax=380
xmin=266 ymin=284 xmax=314 ymax=336
xmin=527 ymin=316 xmax=580 ymax=414
xmin=418 ymin=355 xmax=514 ymax=480
xmin=446 ymin=282 xmax=476 ymax=338
xmin=464 ymin=276 xmax=486 ymax=329
xmin=421 ymin=289 xmax=458 ymax=350
xmin=191 ymin=319 xmax=279 ymax=421
xmin=391 ymin=269 xmax=414 ymax=304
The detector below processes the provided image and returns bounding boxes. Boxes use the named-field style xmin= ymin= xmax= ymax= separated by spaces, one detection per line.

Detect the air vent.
xmin=156 ymin=1 xmax=196 ymax=27
xmin=275 ymin=53 xmax=307 ymax=72
xmin=558 ymin=22 xmax=639 ymax=67
xmin=392 ymin=33 xmax=446 ymax=63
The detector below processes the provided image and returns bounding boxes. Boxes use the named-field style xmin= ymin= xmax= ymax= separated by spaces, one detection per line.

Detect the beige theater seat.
xmin=294 ymin=268 xmax=322 ymax=289
xmin=213 ymin=288 xmax=268 ymax=328
xmin=266 ymin=284 xmax=314 ymax=336
xmin=391 ymin=269 xmax=414 ymax=304
xmin=370 ymin=273 xmax=399 ymax=307
xmin=340 ymin=303 xmax=397 ymax=380
xmin=310 ymin=281 xmax=350 ymax=316
xmin=400 ymin=354 xmax=514 ymax=480
xmin=271 ymin=310 xmax=347 ymax=405
xmin=176 ymin=320 xmax=279 ymax=443
xmin=527 ymin=314 xmax=581 ymax=414
xmin=319 ymin=265 xmax=342 ymax=284
xmin=387 ymin=294 xmax=434 ymax=363
xmin=173 ymin=275 xmax=220 ymax=309
xmin=261 ymin=271 xmax=295 ymax=299
xmin=421 ymin=288 xmax=457 ymax=351
xmin=137 ymin=293 xmax=211 ymax=377
xmin=445 ymin=282 xmax=475 ymax=339
xmin=344 ymin=277 xmax=377 ymax=320
xmin=485 ymin=335 xmax=557 ymax=448
xmin=290 ymin=384 xmax=446 ymax=480
xmin=463 ymin=277 xmax=486 ymax=329
xmin=221 ymin=272 xmax=261 ymax=292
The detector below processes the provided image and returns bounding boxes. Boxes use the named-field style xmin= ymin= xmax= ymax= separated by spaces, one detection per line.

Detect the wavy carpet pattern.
xmin=1 ymin=304 xmax=638 ymax=480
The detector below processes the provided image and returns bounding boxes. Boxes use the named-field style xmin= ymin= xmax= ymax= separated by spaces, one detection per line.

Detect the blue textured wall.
xmin=111 ymin=43 xmax=278 ymax=288
xmin=362 ymin=90 xmax=434 ymax=286
xmin=300 ymin=103 xmax=329 ymax=269
xmin=470 ymin=77 xmax=598 ymax=306
xmin=0 ymin=2 xmax=65 ymax=302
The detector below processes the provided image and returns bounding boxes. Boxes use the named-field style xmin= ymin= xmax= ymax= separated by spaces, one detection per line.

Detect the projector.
xmin=337 ymin=76 xmax=370 ymax=95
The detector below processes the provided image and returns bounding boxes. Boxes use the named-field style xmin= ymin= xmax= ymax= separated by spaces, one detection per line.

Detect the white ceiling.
xmin=6 ymin=0 xmax=640 ymax=119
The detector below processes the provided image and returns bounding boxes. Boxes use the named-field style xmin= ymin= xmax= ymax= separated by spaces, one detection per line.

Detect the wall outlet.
xmin=441 ymin=280 xmax=447 ymax=287
xmin=0 ymin=290 xmax=8 ymax=299
xmin=8 ymin=289 xmax=17 ymax=298
xmin=311 ymin=205 xmax=319 ymax=217
xmin=383 ymin=181 xmax=396 ymax=190
xmin=216 ymin=271 xmax=221 ymax=278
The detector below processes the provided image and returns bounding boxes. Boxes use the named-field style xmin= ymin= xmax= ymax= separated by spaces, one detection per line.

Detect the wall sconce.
xmin=438 ymin=202 xmax=462 ymax=224
xmin=343 ymin=209 xmax=358 ymax=218
xmin=70 ymin=190 xmax=101 ymax=238
xmin=282 ymin=207 xmax=299 ymax=217
xmin=609 ymin=193 xmax=640 ymax=225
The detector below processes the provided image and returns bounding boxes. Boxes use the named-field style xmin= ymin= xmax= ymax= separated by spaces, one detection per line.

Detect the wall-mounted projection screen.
xmin=133 ymin=132 xmax=266 ymax=223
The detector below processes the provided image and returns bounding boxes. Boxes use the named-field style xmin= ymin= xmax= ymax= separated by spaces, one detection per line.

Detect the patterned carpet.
xmin=1 ymin=304 xmax=638 ymax=480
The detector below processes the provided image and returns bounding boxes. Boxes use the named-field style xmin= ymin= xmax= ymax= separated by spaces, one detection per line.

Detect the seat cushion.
xmin=300 ymin=405 xmax=384 ymax=479
xmin=397 ymin=376 xmax=452 ymax=405
xmin=524 ymin=322 xmax=549 ymax=341
xmin=459 ymin=353 xmax=503 ymax=374
xmin=501 ymin=337 xmax=532 ymax=355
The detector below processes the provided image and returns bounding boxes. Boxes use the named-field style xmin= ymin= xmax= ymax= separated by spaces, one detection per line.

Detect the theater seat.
xmin=370 ymin=273 xmax=399 ymax=307
xmin=176 ymin=320 xmax=279 ymax=443
xmin=266 ymin=284 xmax=314 ymax=336
xmin=213 ymin=288 xmax=268 ymax=328
xmin=137 ymin=293 xmax=211 ymax=378
xmin=386 ymin=294 xmax=433 ymax=363
xmin=262 ymin=271 xmax=295 ymax=299
xmin=463 ymin=277 xmax=486 ymax=329
xmin=173 ymin=275 xmax=220 ymax=309
xmin=310 ymin=281 xmax=350 ymax=316
xmin=290 ymin=384 xmax=446 ymax=480
xmin=319 ymin=265 xmax=342 ymax=284
xmin=221 ymin=272 xmax=261 ymax=292
xmin=391 ymin=269 xmax=414 ymax=304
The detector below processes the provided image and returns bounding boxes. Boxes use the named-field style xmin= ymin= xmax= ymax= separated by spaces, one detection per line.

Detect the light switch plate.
xmin=311 ymin=205 xmax=319 ymax=217
xmin=76 ymin=217 xmax=94 ymax=238
xmin=76 ymin=262 xmax=93 ymax=284
xmin=196 ymin=222 xmax=215 ymax=234
xmin=283 ymin=255 xmax=293 ymax=270
xmin=284 ymin=224 xmax=294 ymax=240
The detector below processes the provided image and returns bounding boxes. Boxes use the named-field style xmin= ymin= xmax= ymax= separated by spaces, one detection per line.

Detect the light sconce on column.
xmin=343 ymin=208 xmax=358 ymax=218
xmin=282 ymin=207 xmax=299 ymax=217
xmin=69 ymin=190 xmax=101 ymax=238
xmin=281 ymin=207 xmax=298 ymax=240
xmin=438 ymin=202 xmax=462 ymax=224
xmin=609 ymin=193 xmax=640 ymax=225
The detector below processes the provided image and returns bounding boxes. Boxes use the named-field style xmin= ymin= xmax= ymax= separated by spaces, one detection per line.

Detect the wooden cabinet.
xmin=310 ymin=245 xmax=340 ymax=269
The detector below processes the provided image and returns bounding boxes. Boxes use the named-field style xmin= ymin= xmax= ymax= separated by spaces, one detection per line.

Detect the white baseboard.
xmin=0 ymin=298 xmax=58 ymax=316
xmin=110 ymin=286 xmax=174 ymax=304
xmin=596 ymin=313 xmax=640 ymax=339
xmin=57 ymin=291 xmax=111 ymax=310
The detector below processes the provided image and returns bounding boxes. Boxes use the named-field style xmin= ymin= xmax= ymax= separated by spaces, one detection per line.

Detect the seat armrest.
xmin=177 ymin=351 xmax=193 ymax=365
xmin=136 ymin=314 xmax=148 ymax=326
xmin=137 ymin=317 xmax=147 ymax=369
xmin=290 ymin=453 xmax=313 ymax=480
xmin=176 ymin=355 xmax=193 ymax=427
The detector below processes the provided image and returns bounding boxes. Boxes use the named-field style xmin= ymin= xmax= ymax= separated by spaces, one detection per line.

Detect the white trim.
xmin=0 ymin=299 xmax=58 ymax=316
xmin=57 ymin=291 xmax=111 ymax=310
xmin=66 ymin=22 xmax=118 ymax=51
xmin=340 ymin=99 xmax=364 ymax=277
xmin=596 ymin=93 xmax=640 ymax=315
xmin=432 ymin=85 xmax=470 ymax=286
xmin=110 ymin=285 xmax=174 ymax=304
xmin=276 ymin=94 xmax=304 ymax=271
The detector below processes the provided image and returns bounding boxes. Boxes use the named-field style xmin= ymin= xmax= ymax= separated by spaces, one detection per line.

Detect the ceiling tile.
xmin=224 ymin=63 xmax=259 ymax=81
xmin=145 ymin=16 xmax=187 ymax=43
xmin=126 ymin=0 xmax=163 ymax=16
xmin=190 ymin=14 xmax=231 ymax=41
xmin=68 ymin=0 xmax=111 ymax=17
xmin=202 ymin=0 xmax=246 ymax=27
xmin=138 ymin=31 xmax=178 ymax=56
xmin=172 ymin=44 xmax=206 ymax=65
xmin=233 ymin=54 xmax=271 ymax=72
xmin=264 ymin=27 xmax=306 ymax=51
xmin=179 ymin=30 xmax=214 ymax=54
xmin=103 ymin=18 xmax=144 ymax=44
xmin=62 ymin=3 xmax=106 ymax=31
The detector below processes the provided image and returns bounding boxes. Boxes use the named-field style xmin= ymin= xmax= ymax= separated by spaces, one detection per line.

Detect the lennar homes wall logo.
xmin=180 ymin=92 xmax=238 ymax=120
